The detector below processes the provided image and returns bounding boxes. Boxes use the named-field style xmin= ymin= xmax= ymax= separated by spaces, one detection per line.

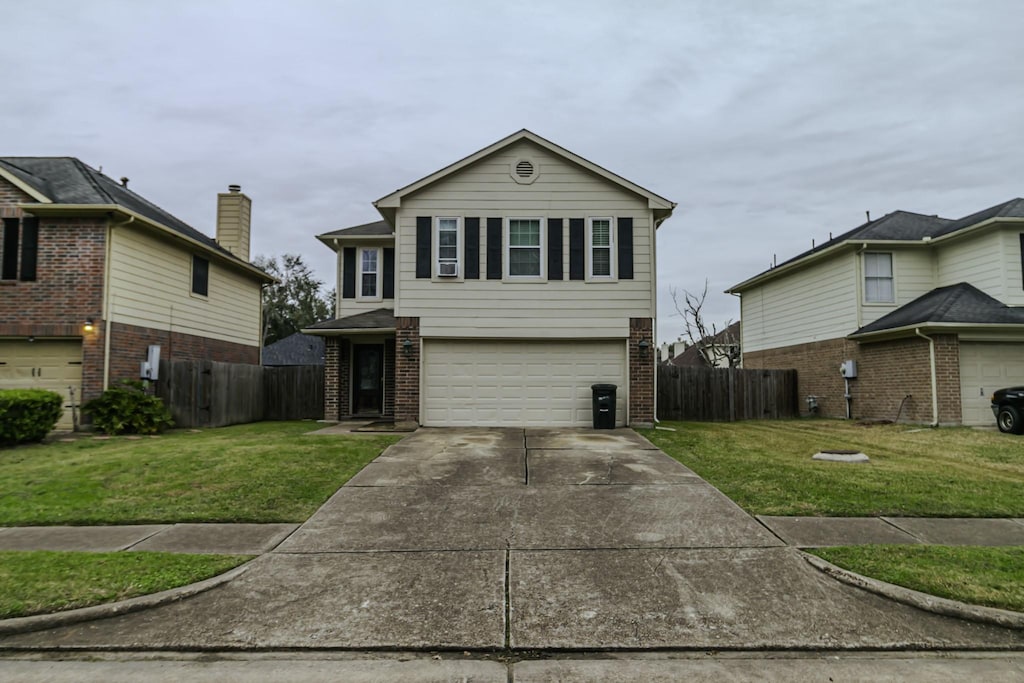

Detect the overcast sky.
xmin=5 ymin=1 xmax=1023 ymax=343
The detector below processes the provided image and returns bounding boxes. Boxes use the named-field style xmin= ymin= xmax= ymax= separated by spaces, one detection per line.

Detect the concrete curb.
xmin=802 ymin=552 xmax=1024 ymax=631
xmin=0 ymin=562 xmax=252 ymax=636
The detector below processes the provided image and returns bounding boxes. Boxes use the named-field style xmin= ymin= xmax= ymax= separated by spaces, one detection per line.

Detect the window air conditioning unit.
xmin=438 ymin=261 xmax=459 ymax=277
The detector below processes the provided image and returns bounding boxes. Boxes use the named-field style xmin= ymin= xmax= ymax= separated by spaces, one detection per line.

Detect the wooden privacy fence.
xmin=155 ymin=360 xmax=324 ymax=428
xmin=657 ymin=365 xmax=799 ymax=422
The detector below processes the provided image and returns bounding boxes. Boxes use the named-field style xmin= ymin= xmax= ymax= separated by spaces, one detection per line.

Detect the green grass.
xmin=0 ymin=551 xmax=251 ymax=619
xmin=0 ymin=422 xmax=403 ymax=525
xmin=810 ymin=545 xmax=1024 ymax=613
xmin=640 ymin=420 xmax=1024 ymax=517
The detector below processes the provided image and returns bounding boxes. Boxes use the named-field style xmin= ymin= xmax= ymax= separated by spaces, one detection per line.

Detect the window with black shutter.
xmin=192 ymin=255 xmax=209 ymax=296
xmin=19 ymin=217 xmax=38 ymax=281
xmin=1 ymin=218 xmax=19 ymax=280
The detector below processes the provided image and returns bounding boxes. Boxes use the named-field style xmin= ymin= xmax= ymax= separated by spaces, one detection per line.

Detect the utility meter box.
xmin=840 ymin=359 xmax=857 ymax=379
xmin=140 ymin=345 xmax=161 ymax=381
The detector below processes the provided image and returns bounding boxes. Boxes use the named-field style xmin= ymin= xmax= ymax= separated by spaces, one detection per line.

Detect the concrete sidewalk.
xmin=3 ymin=516 xmax=1023 ymax=554
xmin=2 ymin=426 xmax=1021 ymax=652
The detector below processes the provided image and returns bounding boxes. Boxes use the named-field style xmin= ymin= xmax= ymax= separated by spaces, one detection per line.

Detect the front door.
xmin=352 ymin=344 xmax=384 ymax=415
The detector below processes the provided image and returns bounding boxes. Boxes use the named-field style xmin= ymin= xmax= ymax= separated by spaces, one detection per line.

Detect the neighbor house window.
xmin=864 ymin=252 xmax=894 ymax=303
xmin=359 ymin=248 xmax=379 ymax=298
xmin=191 ymin=255 xmax=209 ymax=296
xmin=436 ymin=217 xmax=459 ymax=276
xmin=507 ymin=218 xmax=542 ymax=277
xmin=589 ymin=217 xmax=614 ymax=278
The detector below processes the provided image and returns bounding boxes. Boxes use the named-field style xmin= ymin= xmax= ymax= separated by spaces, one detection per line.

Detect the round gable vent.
xmin=511 ymin=157 xmax=539 ymax=184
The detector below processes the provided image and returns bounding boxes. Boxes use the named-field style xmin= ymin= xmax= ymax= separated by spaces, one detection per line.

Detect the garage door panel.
xmin=0 ymin=340 xmax=82 ymax=430
xmin=960 ymin=342 xmax=1024 ymax=426
xmin=423 ymin=340 xmax=626 ymax=427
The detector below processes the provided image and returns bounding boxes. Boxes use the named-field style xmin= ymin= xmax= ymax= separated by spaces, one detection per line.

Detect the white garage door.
xmin=422 ymin=340 xmax=627 ymax=427
xmin=959 ymin=342 xmax=1024 ymax=426
xmin=0 ymin=340 xmax=83 ymax=430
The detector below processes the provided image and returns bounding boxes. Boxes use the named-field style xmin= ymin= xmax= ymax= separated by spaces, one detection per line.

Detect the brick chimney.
xmin=216 ymin=184 xmax=251 ymax=262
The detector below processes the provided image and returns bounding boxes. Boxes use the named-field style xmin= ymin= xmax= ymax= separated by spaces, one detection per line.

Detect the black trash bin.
xmin=591 ymin=383 xmax=617 ymax=429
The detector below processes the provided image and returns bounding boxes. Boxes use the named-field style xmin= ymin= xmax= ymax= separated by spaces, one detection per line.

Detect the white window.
xmin=864 ymin=252 xmax=894 ymax=303
xmin=507 ymin=218 xmax=543 ymax=277
xmin=436 ymin=217 xmax=460 ymax=277
xmin=359 ymin=247 xmax=380 ymax=299
xmin=588 ymin=217 xmax=614 ymax=278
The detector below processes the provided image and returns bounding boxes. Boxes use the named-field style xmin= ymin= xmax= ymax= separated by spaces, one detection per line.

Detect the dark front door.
xmin=353 ymin=344 xmax=384 ymax=415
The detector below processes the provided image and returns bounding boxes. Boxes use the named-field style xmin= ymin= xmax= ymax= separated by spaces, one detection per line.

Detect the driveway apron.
xmin=2 ymin=427 xmax=1021 ymax=651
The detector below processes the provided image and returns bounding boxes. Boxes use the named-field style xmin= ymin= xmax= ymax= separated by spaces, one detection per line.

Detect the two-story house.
xmin=0 ymin=158 xmax=272 ymax=429
xmin=305 ymin=130 xmax=675 ymax=427
xmin=728 ymin=199 xmax=1024 ymax=426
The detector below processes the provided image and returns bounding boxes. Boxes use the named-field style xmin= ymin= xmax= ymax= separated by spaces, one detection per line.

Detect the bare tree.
xmin=669 ymin=280 xmax=740 ymax=368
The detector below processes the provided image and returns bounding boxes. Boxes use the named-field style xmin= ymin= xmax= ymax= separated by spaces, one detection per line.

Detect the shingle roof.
xmin=318 ymin=220 xmax=393 ymax=239
xmin=304 ymin=308 xmax=396 ymax=332
xmin=670 ymin=321 xmax=741 ymax=367
xmin=932 ymin=198 xmax=1024 ymax=238
xmin=0 ymin=156 xmax=246 ymax=265
xmin=262 ymin=333 xmax=325 ymax=366
xmin=851 ymin=283 xmax=1024 ymax=337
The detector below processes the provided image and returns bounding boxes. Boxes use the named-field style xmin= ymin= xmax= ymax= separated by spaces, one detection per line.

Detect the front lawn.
xmin=641 ymin=420 xmax=1024 ymax=517
xmin=0 ymin=422 xmax=403 ymax=525
xmin=0 ymin=551 xmax=251 ymax=619
xmin=810 ymin=545 xmax=1024 ymax=613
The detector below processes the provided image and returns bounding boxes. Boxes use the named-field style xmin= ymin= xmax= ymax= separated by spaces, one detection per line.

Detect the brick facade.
xmin=394 ymin=317 xmax=420 ymax=424
xmin=323 ymin=337 xmax=343 ymax=421
xmin=744 ymin=334 xmax=962 ymax=424
xmin=629 ymin=317 xmax=655 ymax=426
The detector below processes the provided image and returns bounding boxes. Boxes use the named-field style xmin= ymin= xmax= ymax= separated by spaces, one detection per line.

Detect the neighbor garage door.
xmin=959 ymin=342 xmax=1024 ymax=426
xmin=422 ymin=340 xmax=626 ymax=427
xmin=0 ymin=340 xmax=83 ymax=430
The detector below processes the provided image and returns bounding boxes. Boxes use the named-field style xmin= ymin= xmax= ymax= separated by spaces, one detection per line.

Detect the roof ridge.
xmin=71 ymin=158 xmax=116 ymax=204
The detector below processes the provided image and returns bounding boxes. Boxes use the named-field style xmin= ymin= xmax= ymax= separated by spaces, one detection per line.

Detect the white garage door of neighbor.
xmin=0 ymin=340 xmax=84 ymax=430
xmin=959 ymin=342 xmax=1024 ymax=426
xmin=422 ymin=340 xmax=627 ymax=427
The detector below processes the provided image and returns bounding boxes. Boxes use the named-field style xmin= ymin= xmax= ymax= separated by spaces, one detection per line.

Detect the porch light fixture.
xmin=402 ymin=338 xmax=413 ymax=356
xmin=83 ymin=319 xmax=95 ymax=334
xmin=637 ymin=339 xmax=651 ymax=356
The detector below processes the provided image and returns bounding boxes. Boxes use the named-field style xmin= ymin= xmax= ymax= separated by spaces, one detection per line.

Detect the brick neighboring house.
xmin=0 ymin=158 xmax=273 ymax=428
xmin=305 ymin=130 xmax=676 ymax=427
xmin=668 ymin=321 xmax=741 ymax=368
xmin=727 ymin=199 xmax=1024 ymax=425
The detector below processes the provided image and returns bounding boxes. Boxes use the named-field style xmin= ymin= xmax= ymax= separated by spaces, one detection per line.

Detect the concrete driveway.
xmin=2 ymin=427 xmax=1021 ymax=651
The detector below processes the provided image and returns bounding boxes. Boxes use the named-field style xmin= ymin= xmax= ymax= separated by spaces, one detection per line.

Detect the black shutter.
xmin=486 ymin=217 xmax=502 ymax=280
xmin=568 ymin=218 xmax=584 ymax=281
xmin=617 ymin=217 xmax=634 ymax=280
xmin=342 ymin=247 xmax=356 ymax=298
xmin=547 ymin=218 xmax=563 ymax=280
xmin=383 ymin=247 xmax=395 ymax=299
xmin=464 ymin=217 xmax=480 ymax=279
xmin=19 ymin=217 xmax=37 ymax=281
xmin=1 ymin=218 xmax=18 ymax=280
xmin=416 ymin=216 xmax=431 ymax=278
xmin=191 ymin=255 xmax=209 ymax=296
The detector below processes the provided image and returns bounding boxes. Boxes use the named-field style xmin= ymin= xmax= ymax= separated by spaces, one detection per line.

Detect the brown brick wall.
xmin=629 ymin=317 xmax=655 ymax=426
xmin=324 ymin=338 xmax=340 ymax=421
xmin=744 ymin=334 xmax=962 ymax=424
xmin=394 ymin=317 xmax=420 ymax=424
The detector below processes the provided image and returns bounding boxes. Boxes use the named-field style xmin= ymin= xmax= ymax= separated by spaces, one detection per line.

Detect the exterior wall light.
xmin=637 ymin=339 xmax=651 ymax=356
xmin=402 ymin=338 xmax=414 ymax=356
xmin=83 ymin=319 xmax=95 ymax=334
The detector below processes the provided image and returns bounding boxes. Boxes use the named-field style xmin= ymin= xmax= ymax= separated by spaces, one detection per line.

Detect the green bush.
xmin=0 ymin=389 xmax=64 ymax=446
xmin=83 ymin=381 xmax=173 ymax=435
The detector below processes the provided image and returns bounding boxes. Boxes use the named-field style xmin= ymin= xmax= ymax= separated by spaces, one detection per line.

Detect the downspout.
xmin=915 ymin=328 xmax=939 ymax=426
xmin=101 ymin=215 xmax=135 ymax=389
xmin=650 ymin=209 xmax=658 ymax=425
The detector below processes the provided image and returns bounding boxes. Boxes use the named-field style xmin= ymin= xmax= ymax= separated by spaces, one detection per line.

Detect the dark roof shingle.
xmin=852 ymin=283 xmax=1024 ymax=336
xmin=262 ymin=333 xmax=325 ymax=366
xmin=304 ymin=308 xmax=396 ymax=332
xmin=318 ymin=220 xmax=393 ymax=239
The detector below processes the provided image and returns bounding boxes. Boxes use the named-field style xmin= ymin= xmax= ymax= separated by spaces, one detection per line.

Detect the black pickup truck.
xmin=991 ymin=387 xmax=1024 ymax=434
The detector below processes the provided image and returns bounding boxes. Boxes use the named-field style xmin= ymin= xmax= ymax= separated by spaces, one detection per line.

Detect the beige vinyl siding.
xmin=741 ymin=255 xmax=858 ymax=353
xmin=936 ymin=231 xmax=1005 ymax=300
xmin=860 ymin=249 xmax=935 ymax=328
xmin=395 ymin=140 xmax=654 ymax=338
xmin=1001 ymin=229 xmax=1024 ymax=305
xmin=107 ymin=226 xmax=261 ymax=346
xmin=335 ymin=244 xmax=395 ymax=318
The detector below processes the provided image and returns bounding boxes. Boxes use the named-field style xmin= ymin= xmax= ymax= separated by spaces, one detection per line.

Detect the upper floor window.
xmin=864 ymin=252 xmax=893 ymax=303
xmin=1 ymin=216 xmax=38 ymax=282
xmin=191 ymin=255 xmax=209 ymax=296
xmin=436 ymin=217 xmax=459 ymax=277
xmin=359 ymin=247 xmax=380 ymax=299
xmin=588 ymin=217 xmax=614 ymax=278
xmin=508 ymin=218 xmax=542 ymax=277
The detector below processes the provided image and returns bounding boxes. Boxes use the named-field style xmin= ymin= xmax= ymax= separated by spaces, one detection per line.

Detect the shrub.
xmin=0 ymin=389 xmax=64 ymax=446
xmin=83 ymin=381 xmax=173 ymax=435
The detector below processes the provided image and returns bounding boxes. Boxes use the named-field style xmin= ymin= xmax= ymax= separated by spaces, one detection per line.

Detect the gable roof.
xmin=316 ymin=220 xmax=394 ymax=252
xmin=0 ymin=157 xmax=272 ymax=282
xmin=849 ymin=283 xmax=1024 ymax=340
xmin=302 ymin=308 xmax=396 ymax=335
xmin=262 ymin=332 xmax=325 ymax=366
xmin=729 ymin=198 xmax=1024 ymax=293
xmin=372 ymin=129 xmax=676 ymax=225
xmin=670 ymin=321 xmax=741 ymax=367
